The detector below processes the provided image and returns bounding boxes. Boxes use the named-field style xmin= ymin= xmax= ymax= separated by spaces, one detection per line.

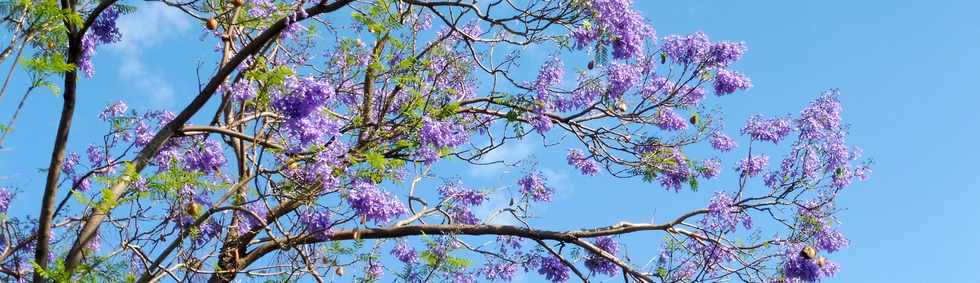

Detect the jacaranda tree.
xmin=0 ymin=0 xmax=871 ymax=282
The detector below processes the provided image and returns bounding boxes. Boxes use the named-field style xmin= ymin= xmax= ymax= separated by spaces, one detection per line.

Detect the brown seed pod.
xmin=186 ymin=202 xmax=202 ymax=216
xmin=335 ymin=266 xmax=345 ymax=276
xmin=353 ymin=230 xmax=361 ymax=241
xmin=587 ymin=60 xmax=595 ymax=70
xmin=232 ymin=0 xmax=244 ymax=7
xmin=206 ymin=18 xmax=219 ymax=30
xmin=800 ymin=246 xmax=817 ymax=260
xmin=616 ymin=100 xmax=628 ymax=113
xmin=689 ymin=115 xmax=698 ymax=125
xmin=816 ymin=256 xmax=827 ymax=267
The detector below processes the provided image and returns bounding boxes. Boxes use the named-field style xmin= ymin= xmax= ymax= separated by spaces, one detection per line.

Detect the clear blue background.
xmin=1 ymin=0 xmax=978 ymax=281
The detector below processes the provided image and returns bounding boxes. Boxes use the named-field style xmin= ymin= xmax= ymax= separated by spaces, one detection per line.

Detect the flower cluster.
xmin=347 ymin=180 xmax=406 ymax=223
xmin=183 ymin=138 xmax=227 ymax=174
xmin=742 ymin=115 xmax=793 ymax=144
xmin=701 ymin=191 xmax=751 ymax=233
xmin=0 ymin=187 xmax=11 ymax=213
xmin=583 ymin=236 xmax=619 ymax=276
xmin=700 ymin=158 xmax=721 ymax=179
xmin=534 ymin=57 xmax=564 ymax=98
xmin=79 ymin=7 xmax=123 ymax=77
xmin=99 ymin=101 xmax=128 ymax=121
xmin=714 ymin=69 xmax=752 ymax=95
xmin=536 ymin=255 xmax=570 ymax=282
xmin=782 ymin=245 xmax=839 ymax=282
xmin=654 ymin=107 xmax=688 ymax=131
xmin=710 ymin=132 xmax=737 ymax=152
xmin=606 ymin=63 xmax=642 ymax=99
xmin=299 ymin=210 xmax=333 ymax=240
xmin=738 ymin=155 xmax=769 ymax=177
xmin=660 ymin=32 xmax=746 ymax=68
xmin=481 ymin=261 xmax=518 ymax=281
xmin=576 ymin=0 xmax=655 ymax=59
xmin=236 ymin=202 xmax=268 ymax=235
xmin=391 ymin=240 xmax=418 ymax=263
xmin=420 ymin=117 xmax=468 ymax=148
xmin=517 ymin=173 xmax=554 ymax=202
xmin=566 ymin=149 xmax=599 ymax=176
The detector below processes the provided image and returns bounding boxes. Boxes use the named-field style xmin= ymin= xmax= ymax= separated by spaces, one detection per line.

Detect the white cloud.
xmin=112 ymin=2 xmax=192 ymax=107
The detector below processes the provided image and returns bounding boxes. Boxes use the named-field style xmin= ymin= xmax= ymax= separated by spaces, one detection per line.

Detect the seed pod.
xmin=360 ymin=214 xmax=367 ymax=225
xmin=816 ymin=256 xmax=827 ymax=267
xmin=206 ymin=18 xmax=219 ymax=30
xmin=232 ymin=0 xmax=244 ymax=7
xmin=800 ymin=246 xmax=817 ymax=260
xmin=616 ymin=100 xmax=628 ymax=113
xmin=689 ymin=115 xmax=698 ymax=125
xmin=335 ymin=266 xmax=345 ymax=276
xmin=186 ymin=202 xmax=202 ymax=216
xmin=353 ymin=230 xmax=361 ymax=241
xmin=587 ymin=60 xmax=594 ymax=70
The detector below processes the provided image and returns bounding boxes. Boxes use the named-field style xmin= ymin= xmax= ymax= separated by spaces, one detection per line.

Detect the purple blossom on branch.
xmin=584 ymin=236 xmax=619 ymax=276
xmin=517 ymin=173 xmax=554 ymax=202
xmin=738 ymin=155 xmax=769 ymax=177
xmin=566 ymin=149 xmax=599 ymax=176
xmin=347 ymin=180 xmax=407 ymax=223
xmin=537 ymin=255 xmax=570 ymax=282
xmin=741 ymin=115 xmax=793 ymax=144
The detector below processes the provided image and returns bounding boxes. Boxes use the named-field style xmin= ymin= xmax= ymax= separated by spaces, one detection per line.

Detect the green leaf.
xmin=366 ymin=151 xmax=386 ymax=170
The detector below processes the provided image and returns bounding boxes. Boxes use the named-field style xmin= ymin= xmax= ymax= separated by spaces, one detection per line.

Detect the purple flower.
xmin=99 ymin=101 xmax=128 ymax=120
xmin=438 ymin=181 xmax=486 ymax=206
xmin=741 ymin=115 xmax=793 ymax=144
xmin=738 ymin=155 xmax=769 ymax=177
xmin=391 ymin=240 xmax=419 ymax=263
xmin=782 ymin=245 xmax=827 ymax=282
xmin=79 ymin=34 xmax=97 ymax=77
xmin=661 ymin=32 xmax=746 ymax=67
xmin=91 ymin=7 xmax=122 ymax=44
xmin=706 ymin=41 xmax=747 ymax=68
xmin=584 ymin=236 xmax=619 ymax=276
xmin=448 ymin=206 xmax=480 ymax=224
xmin=183 ymin=138 xmax=227 ymax=174
xmin=282 ymin=113 xmax=341 ymax=152
xmin=701 ymin=158 xmax=721 ymax=179
xmin=654 ymin=107 xmax=688 ymax=131
xmin=86 ymin=144 xmax=105 ymax=166
xmin=588 ymin=0 xmax=654 ymax=59
xmin=236 ymin=202 xmax=268 ymax=235
xmin=797 ymin=91 xmax=843 ymax=142
xmin=481 ymin=261 xmax=518 ymax=281
xmin=62 ymin=152 xmax=81 ymax=175
xmin=815 ymin=226 xmax=849 ymax=253
xmin=701 ymin=191 xmax=750 ymax=233
xmin=714 ymin=69 xmax=752 ymax=95
xmin=566 ymin=149 xmax=599 ymax=176
xmin=0 ymin=187 xmax=12 ymax=213
xmin=529 ymin=109 xmax=553 ymax=134
xmin=661 ymin=32 xmax=711 ymax=65
xmin=367 ymin=261 xmax=384 ymax=279
xmin=656 ymin=148 xmax=691 ymax=191
xmin=272 ymin=76 xmax=334 ymax=120
xmin=606 ymin=63 xmax=641 ymax=99
xmin=421 ymin=117 xmax=468 ymax=148
xmin=347 ymin=180 xmax=407 ymax=223
xmin=710 ymin=132 xmax=737 ymax=152
xmin=537 ymin=255 xmax=569 ymax=282
xmin=517 ymin=173 xmax=553 ymax=202
xmin=299 ymin=210 xmax=333 ymax=240
xmin=534 ymin=57 xmax=564 ymax=98
xmin=226 ymin=79 xmax=257 ymax=101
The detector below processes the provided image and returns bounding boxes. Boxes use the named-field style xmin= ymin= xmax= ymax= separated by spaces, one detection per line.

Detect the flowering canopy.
xmin=0 ymin=0 xmax=870 ymax=282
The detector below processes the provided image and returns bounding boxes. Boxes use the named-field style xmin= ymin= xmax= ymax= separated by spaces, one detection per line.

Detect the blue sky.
xmin=1 ymin=0 xmax=978 ymax=281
